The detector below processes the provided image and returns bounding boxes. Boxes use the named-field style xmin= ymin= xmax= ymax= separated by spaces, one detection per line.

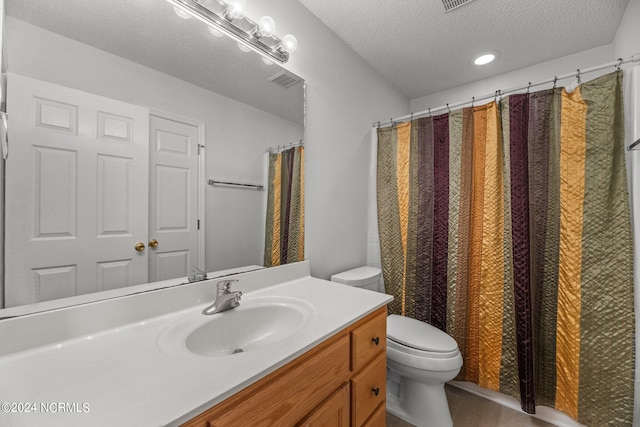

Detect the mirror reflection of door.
xmin=148 ymin=115 xmax=200 ymax=283
xmin=4 ymin=74 xmax=202 ymax=307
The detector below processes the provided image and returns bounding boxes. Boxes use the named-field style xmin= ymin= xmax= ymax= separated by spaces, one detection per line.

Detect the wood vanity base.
xmin=182 ymin=306 xmax=387 ymax=427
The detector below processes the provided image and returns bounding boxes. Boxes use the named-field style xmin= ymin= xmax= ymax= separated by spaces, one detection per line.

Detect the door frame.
xmin=149 ymin=108 xmax=206 ymax=272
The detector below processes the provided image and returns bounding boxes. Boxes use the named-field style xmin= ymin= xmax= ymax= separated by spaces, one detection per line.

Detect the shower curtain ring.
xmin=428 ymin=108 xmax=431 ymax=117
xmin=616 ymin=58 xmax=623 ymax=72
xmin=576 ymin=69 xmax=581 ymax=84
xmin=553 ymin=76 xmax=557 ymax=89
xmin=471 ymin=96 xmax=475 ymax=107
xmin=446 ymin=103 xmax=450 ymax=113
xmin=527 ymin=82 xmax=531 ymax=93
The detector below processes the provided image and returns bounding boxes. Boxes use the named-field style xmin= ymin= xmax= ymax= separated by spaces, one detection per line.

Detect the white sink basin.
xmin=157 ymin=296 xmax=316 ymax=358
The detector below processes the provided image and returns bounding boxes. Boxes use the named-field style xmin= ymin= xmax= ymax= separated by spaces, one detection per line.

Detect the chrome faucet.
xmin=202 ymin=280 xmax=242 ymax=315
xmin=188 ymin=267 xmax=208 ymax=283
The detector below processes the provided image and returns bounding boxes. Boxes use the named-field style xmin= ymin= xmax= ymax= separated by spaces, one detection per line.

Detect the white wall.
xmin=244 ymin=1 xmax=410 ymax=280
xmin=410 ymin=44 xmax=614 ymax=113
xmin=6 ymin=18 xmax=303 ymax=273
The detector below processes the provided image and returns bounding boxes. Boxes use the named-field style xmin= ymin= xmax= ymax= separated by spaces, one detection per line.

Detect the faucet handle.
xmin=188 ymin=267 xmax=208 ymax=283
xmin=217 ymin=279 xmax=238 ymax=292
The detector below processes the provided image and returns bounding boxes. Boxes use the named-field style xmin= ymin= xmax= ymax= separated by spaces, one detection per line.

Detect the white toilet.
xmin=331 ymin=266 xmax=463 ymax=427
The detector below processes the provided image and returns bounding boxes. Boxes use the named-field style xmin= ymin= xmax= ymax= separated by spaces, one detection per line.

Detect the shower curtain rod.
xmin=373 ymin=53 xmax=640 ymax=129
xmin=265 ymin=139 xmax=304 ymax=153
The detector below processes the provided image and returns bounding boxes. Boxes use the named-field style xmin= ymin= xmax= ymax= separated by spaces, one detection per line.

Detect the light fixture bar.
xmin=166 ymin=0 xmax=289 ymax=63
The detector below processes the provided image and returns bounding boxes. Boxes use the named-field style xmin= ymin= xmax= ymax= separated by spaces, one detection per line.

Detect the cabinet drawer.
xmin=351 ymin=351 xmax=386 ymax=427
xmin=362 ymin=402 xmax=386 ymax=427
xmin=351 ymin=308 xmax=386 ymax=372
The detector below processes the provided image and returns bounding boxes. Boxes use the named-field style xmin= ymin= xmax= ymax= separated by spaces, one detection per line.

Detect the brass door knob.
xmin=148 ymin=239 xmax=159 ymax=248
xmin=134 ymin=242 xmax=146 ymax=252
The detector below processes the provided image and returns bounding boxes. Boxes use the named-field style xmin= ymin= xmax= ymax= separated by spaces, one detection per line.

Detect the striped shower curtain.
xmin=376 ymin=72 xmax=635 ymax=425
xmin=264 ymin=146 xmax=305 ymax=267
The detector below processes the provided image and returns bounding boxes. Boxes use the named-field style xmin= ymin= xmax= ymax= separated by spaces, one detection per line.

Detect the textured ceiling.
xmin=299 ymin=0 xmax=629 ymax=98
xmin=5 ymin=0 xmax=304 ymax=124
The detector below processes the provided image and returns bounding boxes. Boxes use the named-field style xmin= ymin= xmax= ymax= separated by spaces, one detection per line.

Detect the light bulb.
xmin=173 ymin=6 xmax=192 ymax=19
xmin=224 ymin=0 xmax=246 ymax=20
xmin=256 ymin=16 xmax=276 ymax=38
xmin=474 ymin=51 xmax=499 ymax=66
xmin=280 ymin=34 xmax=297 ymax=53
xmin=208 ymin=26 xmax=223 ymax=37
xmin=237 ymin=42 xmax=251 ymax=53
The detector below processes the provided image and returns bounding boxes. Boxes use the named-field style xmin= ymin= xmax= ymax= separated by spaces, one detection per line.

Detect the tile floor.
xmin=387 ymin=384 xmax=555 ymax=427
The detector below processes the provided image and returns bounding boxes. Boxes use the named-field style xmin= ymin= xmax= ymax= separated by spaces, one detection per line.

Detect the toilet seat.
xmin=386 ymin=314 xmax=462 ymax=372
xmin=387 ymin=314 xmax=457 ymax=353
xmin=387 ymin=337 xmax=460 ymax=359
xmin=387 ymin=338 xmax=462 ymax=372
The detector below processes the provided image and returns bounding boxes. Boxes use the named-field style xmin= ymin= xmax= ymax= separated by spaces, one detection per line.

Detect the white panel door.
xmin=5 ymin=74 xmax=149 ymax=306
xmin=148 ymin=115 xmax=200 ymax=282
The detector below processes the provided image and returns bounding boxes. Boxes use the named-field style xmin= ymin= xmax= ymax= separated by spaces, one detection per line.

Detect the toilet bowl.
xmin=331 ymin=266 xmax=462 ymax=427
xmin=386 ymin=314 xmax=462 ymax=427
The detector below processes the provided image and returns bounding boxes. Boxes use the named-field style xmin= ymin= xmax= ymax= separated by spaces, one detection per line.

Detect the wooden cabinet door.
xmin=297 ymin=383 xmax=350 ymax=427
xmin=182 ymin=333 xmax=350 ymax=427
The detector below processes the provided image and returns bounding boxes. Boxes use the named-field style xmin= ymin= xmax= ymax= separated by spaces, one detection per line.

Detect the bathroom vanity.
xmin=182 ymin=306 xmax=387 ymax=426
xmin=0 ymin=261 xmax=392 ymax=426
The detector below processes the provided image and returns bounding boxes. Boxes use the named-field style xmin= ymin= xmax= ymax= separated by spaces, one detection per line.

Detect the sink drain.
xmin=232 ymin=348 xmax=244 ymax=354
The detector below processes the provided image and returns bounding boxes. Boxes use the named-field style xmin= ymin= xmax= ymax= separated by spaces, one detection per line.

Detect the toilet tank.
xmin=331 ymin=266 xmax=381 ymax=292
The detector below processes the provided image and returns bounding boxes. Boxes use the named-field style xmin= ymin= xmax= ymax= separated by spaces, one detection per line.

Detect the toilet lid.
xmin=387 ymin=314 xmax=458 ymax=353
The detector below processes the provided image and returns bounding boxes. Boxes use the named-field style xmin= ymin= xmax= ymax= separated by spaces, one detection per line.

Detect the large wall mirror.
xmin=1 ymin=0 xmax=305 ymax=315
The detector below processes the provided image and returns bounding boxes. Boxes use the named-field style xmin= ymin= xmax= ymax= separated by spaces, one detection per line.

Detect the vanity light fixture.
xmin=474 ymin=51 xmax=499 ymax=66
xmin=166 ymin=0 xmax=297 ymax=63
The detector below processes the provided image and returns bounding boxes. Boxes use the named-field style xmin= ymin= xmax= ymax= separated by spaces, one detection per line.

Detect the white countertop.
xmin=0 ymin=262 xmax=392 ymax=427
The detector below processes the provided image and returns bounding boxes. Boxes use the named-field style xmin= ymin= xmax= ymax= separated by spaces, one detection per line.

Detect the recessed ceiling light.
xmin=474 ymin=51 xmax=499 ymax=66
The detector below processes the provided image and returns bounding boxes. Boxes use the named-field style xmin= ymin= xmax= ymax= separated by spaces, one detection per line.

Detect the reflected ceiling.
xmin=6 ymin=0 xmax=304 ymax=124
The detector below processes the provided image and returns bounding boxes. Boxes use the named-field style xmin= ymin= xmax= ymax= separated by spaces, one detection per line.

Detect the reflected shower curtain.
xmin=264 ymin=146 xmax=304 ymax=267
xmin=376 ymin=72 xmax=635 ymax=425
